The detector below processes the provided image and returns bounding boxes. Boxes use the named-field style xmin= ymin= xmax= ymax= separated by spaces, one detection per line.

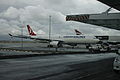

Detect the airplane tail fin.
xmin=27 ymin=25 xmax=36 ymax=36
xmin=74 ymin=29 xmax=82 ymax=35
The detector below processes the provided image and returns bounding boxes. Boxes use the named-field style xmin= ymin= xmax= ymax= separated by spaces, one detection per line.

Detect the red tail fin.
xmin=27 ymin=25 xmax=36 ymax=36
xmin=74 ymin=29 xmax=82 ymax=35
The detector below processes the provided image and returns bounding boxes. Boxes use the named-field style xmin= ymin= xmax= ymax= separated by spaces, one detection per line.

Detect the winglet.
xmin=27 ymin=25 xmax=36 ymax=36
xmin=102 ymin=7 xmax=112 ymax=14
xmin=8 ymin=33 xmax=13 ymax=37
xmin=74 ymin=29 xmax=82 ymax=35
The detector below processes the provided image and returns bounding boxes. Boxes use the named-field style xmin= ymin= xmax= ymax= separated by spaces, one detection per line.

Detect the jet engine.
xmin=47 ymin=41 xmax=63 ymax=47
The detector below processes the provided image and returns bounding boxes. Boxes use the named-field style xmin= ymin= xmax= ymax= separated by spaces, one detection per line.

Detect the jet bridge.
xmin=66 ymin=13 xmax=120 ymax=30
xmin=66 ymin=0 xmax=120 ymax=30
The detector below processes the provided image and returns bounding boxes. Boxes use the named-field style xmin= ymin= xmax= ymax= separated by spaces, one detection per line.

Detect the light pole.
xmin=21 ymin=25 xmax=24 ymax=49
xmin=48 ymin=15 xmax=52 ymax=51
xmin=49 ymin=16 xmax=51 ymax=40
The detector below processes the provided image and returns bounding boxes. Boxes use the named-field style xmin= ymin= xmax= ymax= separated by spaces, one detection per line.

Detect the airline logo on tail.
xmin=27 ymin=25 xmax=36 ymax=36
xmin=74 ymin=29 xmax=82 ymax=35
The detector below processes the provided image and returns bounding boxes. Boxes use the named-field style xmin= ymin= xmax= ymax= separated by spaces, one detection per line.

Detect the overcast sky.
xmin=0 ymin=0 xmax=120 ymax=40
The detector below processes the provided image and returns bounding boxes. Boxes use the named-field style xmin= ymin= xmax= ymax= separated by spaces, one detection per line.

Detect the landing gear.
xmin=86 ymin=44 xmax=91 ymax=49
xmin=57 ymin=42 xmax=63 ymax=47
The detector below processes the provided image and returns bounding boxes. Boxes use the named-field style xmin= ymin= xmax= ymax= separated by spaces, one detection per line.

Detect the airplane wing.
xmin=97 ymin=0 xmax=120 ymax=11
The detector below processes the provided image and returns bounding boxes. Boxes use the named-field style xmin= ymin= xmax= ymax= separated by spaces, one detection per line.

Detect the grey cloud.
xmin=0 ymin=0 xmax=120 ymax=40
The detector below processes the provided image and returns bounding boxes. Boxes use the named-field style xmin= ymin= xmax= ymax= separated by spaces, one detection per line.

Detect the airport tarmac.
xmin=0 ymin=53 xmax=119 ymax=80
xmin=0 ymin=41 xmax=87 ymax=48
xmin=0 ymin=42 xmax=48 ymax=48
xmin=0 ymin=41 xmax=119 ymax=80
xmin=0 ymin=42 xmax=89 ymax=57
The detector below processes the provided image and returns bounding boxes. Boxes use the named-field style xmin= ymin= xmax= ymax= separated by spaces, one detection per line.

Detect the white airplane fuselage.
xmin=31 ymin=35 xmax=100 ymax=44
xmin=62 ymin=35 xmax=99 ymax=44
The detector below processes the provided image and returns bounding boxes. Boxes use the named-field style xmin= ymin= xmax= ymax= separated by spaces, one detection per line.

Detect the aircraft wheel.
xmin=47 ymin=45 xmax=53 ymax=47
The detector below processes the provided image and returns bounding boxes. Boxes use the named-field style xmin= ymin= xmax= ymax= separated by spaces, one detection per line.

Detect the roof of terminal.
xmin=98 ymin=0 xmax=120 ymax=11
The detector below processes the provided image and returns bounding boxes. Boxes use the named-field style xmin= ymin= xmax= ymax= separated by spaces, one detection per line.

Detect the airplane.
xmin=66 ymin=0 xmax=120 ymax=30
xmin=9 ymin=25 xmax=100 ymax=47
xmin=74 ymin=29 xmax=120 ymax=45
